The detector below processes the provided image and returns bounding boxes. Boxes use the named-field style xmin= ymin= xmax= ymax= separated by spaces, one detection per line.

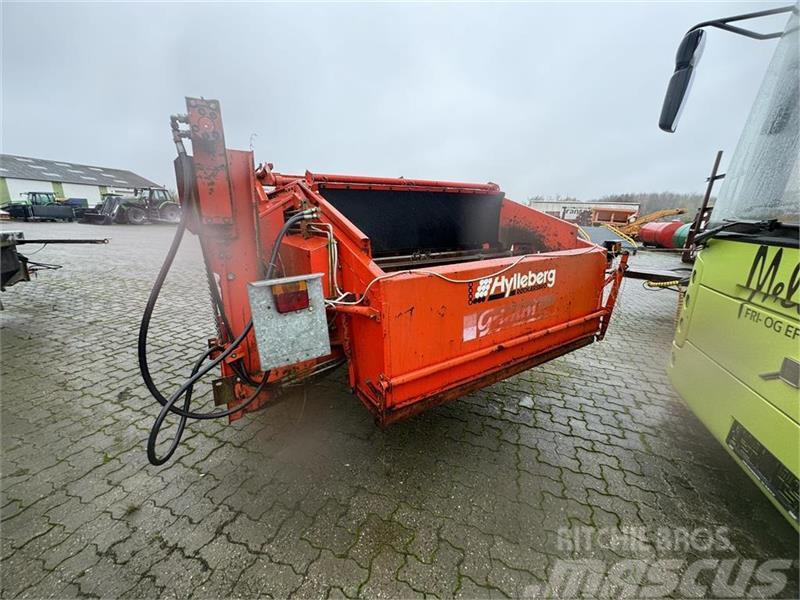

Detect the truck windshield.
xmin=711 ymin=13 xmax=799 ymax=225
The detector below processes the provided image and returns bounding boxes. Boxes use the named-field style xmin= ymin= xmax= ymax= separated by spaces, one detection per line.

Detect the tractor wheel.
xmin=126 ymin=207 xmax=147 ymax=225
xmin=159 ymin=203 xmax=181 ymax=223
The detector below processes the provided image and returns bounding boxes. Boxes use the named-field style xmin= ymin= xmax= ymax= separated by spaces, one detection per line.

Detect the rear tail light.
xmin=272 ymin=280 xmax=310 ymax=313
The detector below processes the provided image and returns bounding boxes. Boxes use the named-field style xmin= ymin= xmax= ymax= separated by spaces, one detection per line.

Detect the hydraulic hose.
xmin=139 ymin=208 xmax=315 ymax=465
xmin=149 ymin=344 xmax=220 ymax=465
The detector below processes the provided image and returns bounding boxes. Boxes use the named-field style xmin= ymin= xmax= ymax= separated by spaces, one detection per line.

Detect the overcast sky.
xmin=1 ymin=1 xmax=791 ymax=201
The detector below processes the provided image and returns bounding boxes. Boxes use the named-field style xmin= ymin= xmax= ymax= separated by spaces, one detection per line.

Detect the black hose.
xmin=138 ymin=209 xmax=190 ymax=409
xmin=139 ymin=207 xmax=312 ymax=465
xmin=149 ymin=345 xmax=218 ymax=465
xmin=148 ymin=360 xmax=270 ymax=465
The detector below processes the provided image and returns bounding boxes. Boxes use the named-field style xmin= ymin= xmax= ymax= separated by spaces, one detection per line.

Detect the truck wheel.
xmin=126 ymin=207 xmax=147 ymax=225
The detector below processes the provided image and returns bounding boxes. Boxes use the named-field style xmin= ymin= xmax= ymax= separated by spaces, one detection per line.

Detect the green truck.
xmin=3 ymin=191 xmax=78 ymax=221
xmin=661 ymin=6 xmax=798 ymax=528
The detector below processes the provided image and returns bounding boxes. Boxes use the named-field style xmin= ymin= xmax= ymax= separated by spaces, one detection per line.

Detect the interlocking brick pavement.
xmin=1 ymin=222 xmax=797 ymax=598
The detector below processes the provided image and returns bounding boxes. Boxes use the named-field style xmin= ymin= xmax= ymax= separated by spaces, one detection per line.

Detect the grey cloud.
xmin=1 ymin=1 xmax=788 ymax=200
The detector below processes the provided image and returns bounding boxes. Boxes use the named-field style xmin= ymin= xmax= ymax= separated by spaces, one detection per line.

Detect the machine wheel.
xmin=158 ymin=203 xmax=181 ymax=223
xmin=126 ymin=207 xmax=147 ymax=225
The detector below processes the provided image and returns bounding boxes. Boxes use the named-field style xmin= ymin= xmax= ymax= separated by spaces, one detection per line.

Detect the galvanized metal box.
xmin=247 ymin=273 xmax=331 ymax=370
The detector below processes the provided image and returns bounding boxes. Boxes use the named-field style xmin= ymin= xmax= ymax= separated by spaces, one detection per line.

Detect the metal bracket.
xmin=597 ymin=252 xmax=629 ymax=341
xmin=212 ymin=376 xmax=236 ymax=406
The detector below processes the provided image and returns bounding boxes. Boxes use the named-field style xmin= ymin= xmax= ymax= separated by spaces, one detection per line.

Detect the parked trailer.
xmin=0 ymin=231 xmax=108 ymax=292
xmin=139 ymin=98 xmax=629 ymax=465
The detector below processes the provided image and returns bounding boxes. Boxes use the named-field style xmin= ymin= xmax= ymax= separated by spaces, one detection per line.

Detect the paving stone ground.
xmin=1 ymin=221 xmax=797 ymax=599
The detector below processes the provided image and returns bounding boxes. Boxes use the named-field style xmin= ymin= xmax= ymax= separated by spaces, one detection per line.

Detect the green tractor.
xmin=82 ymin=187 xmax=180 ymax=225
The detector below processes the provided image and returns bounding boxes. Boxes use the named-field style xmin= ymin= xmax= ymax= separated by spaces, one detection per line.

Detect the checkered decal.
xmin=467 ymin=278 xmax=493 ymax=304
xmin=474 ymin=278 xmax=492 ymax=299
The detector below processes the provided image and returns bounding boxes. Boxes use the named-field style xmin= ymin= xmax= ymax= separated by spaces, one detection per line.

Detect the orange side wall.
xmin=375 ymin=249 xmax=607 ymax=410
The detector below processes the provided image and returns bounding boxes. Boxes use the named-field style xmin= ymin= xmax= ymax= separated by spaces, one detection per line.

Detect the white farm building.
xmin=0 ymin=154 xmax=159 ymax=206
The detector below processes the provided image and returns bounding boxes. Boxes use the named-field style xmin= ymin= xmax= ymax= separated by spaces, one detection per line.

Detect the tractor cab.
xmin=21 ymin=192 xmax=58 ymax=206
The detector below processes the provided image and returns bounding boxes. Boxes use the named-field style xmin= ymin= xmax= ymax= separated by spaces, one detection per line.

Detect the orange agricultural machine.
xmin=139 ymin=98 xmax=628 ymax=465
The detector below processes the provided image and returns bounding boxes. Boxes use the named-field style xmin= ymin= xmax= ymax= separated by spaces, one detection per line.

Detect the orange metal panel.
xmin=499 ymin=197 xmax=581 ymax=252
xmin=279 ymin=235 xmax=331 ymax=294
xmin=342 ymin=247 xmax=607 ymax=419
xmin=185 ymin=98 xmax=235 ymax=225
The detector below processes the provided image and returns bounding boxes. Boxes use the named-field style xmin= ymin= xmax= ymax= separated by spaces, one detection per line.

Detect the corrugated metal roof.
xmin=0 ymin=154 xmax=159 ymax=189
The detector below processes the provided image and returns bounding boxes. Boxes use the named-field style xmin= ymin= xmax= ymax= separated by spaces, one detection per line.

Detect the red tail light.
xmin=272 ymin=280 xmax=310 ymax=313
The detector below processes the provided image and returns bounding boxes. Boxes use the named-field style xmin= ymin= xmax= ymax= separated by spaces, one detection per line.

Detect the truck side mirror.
xmin=659 ymin=29 xmax=706 ymax=133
